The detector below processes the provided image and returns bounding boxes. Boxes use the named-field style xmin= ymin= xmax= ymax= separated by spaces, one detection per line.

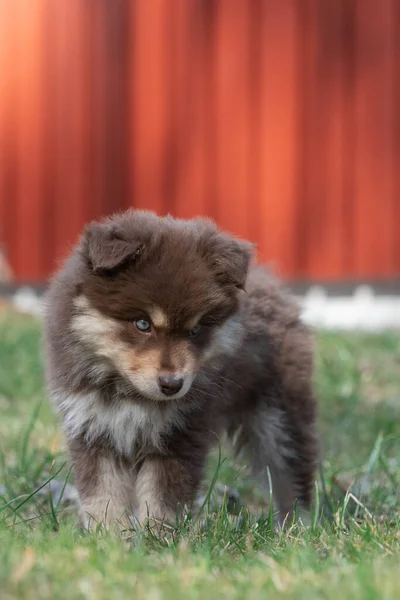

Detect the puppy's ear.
xmin=211 ymin=234 xmax=254 ymax=290
xmin=83 ymin=222 xmax=142 ymax=273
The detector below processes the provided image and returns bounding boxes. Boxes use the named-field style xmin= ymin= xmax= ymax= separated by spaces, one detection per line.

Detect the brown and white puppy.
xmin=44 ymin=210 xmax=318 ymax=530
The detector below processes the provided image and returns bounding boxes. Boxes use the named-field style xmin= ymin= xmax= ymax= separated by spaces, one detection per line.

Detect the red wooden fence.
xmin=0 ymin=0 xmax=399 ymax=283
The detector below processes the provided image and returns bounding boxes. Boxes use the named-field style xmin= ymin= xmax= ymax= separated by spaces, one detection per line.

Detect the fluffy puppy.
xmin=44 ymin=210 xmax=318 ymax=529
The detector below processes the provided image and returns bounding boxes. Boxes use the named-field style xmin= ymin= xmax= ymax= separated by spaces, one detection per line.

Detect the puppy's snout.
xmin=158 ymin=374 xmax=184 ymax=396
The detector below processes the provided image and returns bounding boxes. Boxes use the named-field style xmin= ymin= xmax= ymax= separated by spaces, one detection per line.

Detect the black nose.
xmin=158 ymin=375 xmax=184 ymax=396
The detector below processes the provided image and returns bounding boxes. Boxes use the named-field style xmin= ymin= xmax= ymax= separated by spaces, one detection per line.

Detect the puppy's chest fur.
xmin=57 ymin=391 xmax=188 ymax=457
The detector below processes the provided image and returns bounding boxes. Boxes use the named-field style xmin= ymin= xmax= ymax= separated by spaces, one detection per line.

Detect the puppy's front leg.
xmin=135 ymin=456 xmax=199 ymax=527
xmin=69 ymin=440 xmax=134 ymax=531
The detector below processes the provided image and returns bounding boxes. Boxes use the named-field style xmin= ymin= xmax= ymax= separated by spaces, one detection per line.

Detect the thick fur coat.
xmin=44 ymin=210 xmax=319 ymax=529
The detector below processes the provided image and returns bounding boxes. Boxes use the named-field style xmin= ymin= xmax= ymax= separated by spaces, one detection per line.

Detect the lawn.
xmin=0 ymin=310 xmax=399 ymax=599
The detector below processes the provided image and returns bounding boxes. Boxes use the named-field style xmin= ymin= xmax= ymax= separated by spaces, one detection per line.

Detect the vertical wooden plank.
xmin=86 ymin=0 xmax=130 ymax=219
xmin=167 ymin=0 xmax=202 ymax=219
xmin=394 ymin=0 xmax=400 ymax=274
xmin=257 ymin=0 xmax=299 ymax=277
xmin=129 ymin=0 xmax=171 ymax=214
xmin=174 ymin=0 xmax=217 ymax=220
xmin=173 ymin=1 xmax=208 ymax=219
xmin=295 ymin=0 xmax=317 ymax=280
xmin=40 ymin=0 xmax=57 ymax=276
xmin=313 ymin=0 xmax=348 ymax=279
xmin=160 ymin=0 xmax=189 ymax=216
xmin=212 ymin=0 xmax=252 ymax=238
xmin=101 ymin=0 xmax=131 ymax=214
xmin=89 ymin=0 xmax=112 ymax=219
xmin=0 ymin=0 xmax=8 ymax=241
xmin=353 ymin=0 xmax=396 ymax=278
xmin=0 ymin=1 xmax=18 ymax=277
xmin=13 ymin=0 xmax=46 ymax=280
xmin=340 ymin=0 xmax=357 ymax=280
xmin=299 ymin=0 xmax=348 ymax=280
xmin=88 ymin=0 xmax=108 ymax=222
xmin=50 ymin=1 xmax=92 ymax=266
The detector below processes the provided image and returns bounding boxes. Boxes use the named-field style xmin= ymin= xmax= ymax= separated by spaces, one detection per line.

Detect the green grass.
xmin=0 ymin=310 xmax=399 ymax=599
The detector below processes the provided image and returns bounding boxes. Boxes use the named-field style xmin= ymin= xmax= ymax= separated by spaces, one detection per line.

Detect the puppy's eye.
xmin=135 ymin=318 xmax=152 ymax=333
xmin=188 ymin=324 xmax=202 ymax=338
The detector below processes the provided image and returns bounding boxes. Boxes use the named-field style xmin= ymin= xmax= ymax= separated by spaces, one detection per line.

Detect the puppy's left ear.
xmin=212 ymin=234 xmax=254 ymax=290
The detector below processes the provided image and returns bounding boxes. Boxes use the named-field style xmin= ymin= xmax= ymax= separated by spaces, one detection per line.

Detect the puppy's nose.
xmin=158 ymin=374 xmax=184 ymax=396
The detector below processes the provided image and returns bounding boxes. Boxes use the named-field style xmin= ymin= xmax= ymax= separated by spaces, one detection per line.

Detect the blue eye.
xmin=135 ymin=318 xmax=152 ymax=333
xmin=188 ymin=324 xmax=202 ymax=338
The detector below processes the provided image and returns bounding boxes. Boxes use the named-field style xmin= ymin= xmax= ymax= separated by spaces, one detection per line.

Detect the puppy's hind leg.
xmin=242 ymin=408 xmax=318 ymax=527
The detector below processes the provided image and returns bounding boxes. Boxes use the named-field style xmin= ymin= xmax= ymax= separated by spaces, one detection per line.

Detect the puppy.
xmin=44 ymin=210 xmax=318 ymax=530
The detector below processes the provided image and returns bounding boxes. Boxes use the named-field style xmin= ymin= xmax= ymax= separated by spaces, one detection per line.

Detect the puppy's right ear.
xmin=82 ymin=222 xmax=142 ymax=273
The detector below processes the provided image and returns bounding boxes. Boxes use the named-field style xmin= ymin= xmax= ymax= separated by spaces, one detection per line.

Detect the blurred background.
xmin=0 ymin=0 xmax=399 ymax=286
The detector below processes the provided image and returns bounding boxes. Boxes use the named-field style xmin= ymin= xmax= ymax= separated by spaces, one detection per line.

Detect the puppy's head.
xmin=71 ymin=210 xmax=253 ymax=402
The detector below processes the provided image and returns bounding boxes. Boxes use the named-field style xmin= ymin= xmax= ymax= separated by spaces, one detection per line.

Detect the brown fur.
xmin=44 ymin=210 xmax=319 ymax=529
